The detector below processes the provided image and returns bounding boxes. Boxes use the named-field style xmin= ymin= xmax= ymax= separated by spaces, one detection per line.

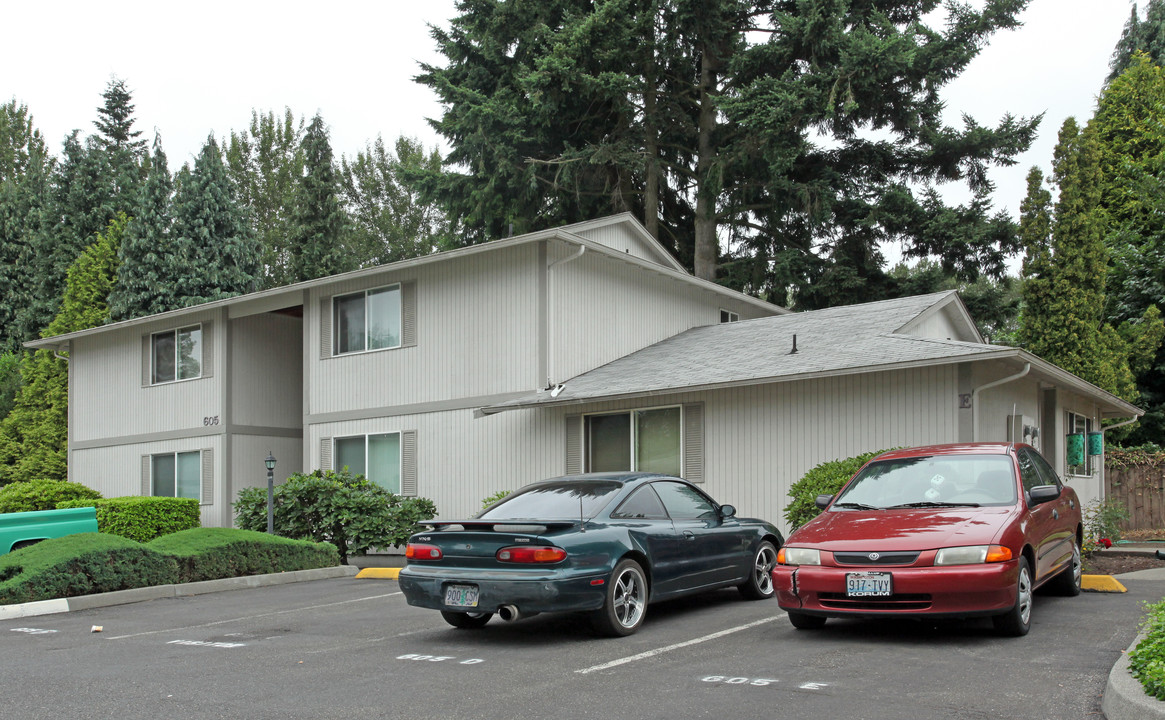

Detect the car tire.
xmin=440 ymin=611 xmax=493 ymax=629
xmin=992 ymin=556 xmax=1033 ymax=637
xmin=1044 ymin=539 xmax=1082 ymax=597
xmin=591 ymin=559 xmax=648 ymax=637
xmin=787 ymin=611 xmax=826 ymax=630
xmin=738 ymin=540 xmax=778 ymax=600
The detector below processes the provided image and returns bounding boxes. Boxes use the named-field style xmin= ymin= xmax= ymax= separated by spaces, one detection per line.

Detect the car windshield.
xmin=832 ymin=454 xmax=1018 ymax=509
xmin=478 ymin=480 xmax=623 ymax=520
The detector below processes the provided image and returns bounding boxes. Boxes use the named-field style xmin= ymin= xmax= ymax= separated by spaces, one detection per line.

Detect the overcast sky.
xmin=0 ymin=0 xmax=1137 ymax=232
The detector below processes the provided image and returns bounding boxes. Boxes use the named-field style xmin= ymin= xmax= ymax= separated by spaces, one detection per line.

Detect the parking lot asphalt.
xmin=3 ymin=567 xmax=1162 ymax=720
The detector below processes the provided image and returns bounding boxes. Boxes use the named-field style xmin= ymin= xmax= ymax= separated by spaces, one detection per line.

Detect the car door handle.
xmin=683 ymin=531 xmax=696 ymax=541
xmin=1052 ymin=509 xmax=1059 ymax=520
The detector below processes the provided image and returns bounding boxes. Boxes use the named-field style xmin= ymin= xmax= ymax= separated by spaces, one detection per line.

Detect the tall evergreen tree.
xmin=419 ymin=0 xmax=1038 ymax=304
xmin=0 ymin=100 xmax=52 ymax=352
xmin=288 ymin=114 xmax=354 ymax=281
xmin=109 ymin=135 xmax=176 ymax=320
xmin=340 ymin=135 xmax=455 ymax=264
xmin=92 ymin=77 xmax=146 ymax=210
xmin=0 ymin=214 xmax=124 ymax=484
xmin=1109 ymin=1 xmax=1165 ymax=81
xmin=1017 ymin=120 xmax=1162 ymax=403
xmin=224 ymin=109 xmax=305 ymax=288
xmin=170 ymin=137 xmax=260 ymax=306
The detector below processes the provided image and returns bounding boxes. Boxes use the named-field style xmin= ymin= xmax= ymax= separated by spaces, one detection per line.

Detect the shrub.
xmin=148 ymin=528 xmax=339 ymax=583
xmin=784 ymin=449 xmax=890 ymax=531
xmin=0 ymin=479 xmax=102 ymax=514
xmin=234 ymin=469 xmax=437 ymax=563
xmin=0 ymin=532 xmax=178 ymax=604
xmin=1130 ymin=599 xmax=1165 ymax=701
xmin=57 ymin=496 xmax=201 ymax=542
xmin=481 ymin=489 xmax=511 ymax=510
xmin=1082 ymin=498 xmax=1129 ymax=557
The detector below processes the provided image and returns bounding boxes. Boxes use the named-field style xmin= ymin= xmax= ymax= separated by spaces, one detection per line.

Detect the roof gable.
xmin=563 ymin=213 xmax=686 ymax=272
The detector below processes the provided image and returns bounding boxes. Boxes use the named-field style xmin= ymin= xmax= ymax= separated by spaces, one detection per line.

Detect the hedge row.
xmin=0 ymin=479 xmax=102 ymax=514
xmin=58 ymin=497 xmax=201 ymax=542
xmin=0 ymin=528 xmax=339 ymax=605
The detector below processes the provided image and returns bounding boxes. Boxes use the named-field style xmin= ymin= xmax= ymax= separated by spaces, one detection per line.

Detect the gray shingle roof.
xmin=484 ymin=291 xmax=1012 ymax=412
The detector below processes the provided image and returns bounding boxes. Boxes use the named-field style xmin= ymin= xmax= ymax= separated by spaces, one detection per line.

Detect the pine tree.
xmin=419 ymin=0 xmax=1038 ymax=300
xmin=109 ymin=135 xmax=176 ymax=320
xmin=1109 ymin=1 xmax=1165 ymax=81
xmin=288 ymin=114 xmax=354 ymax=281
xmin=170 ymin=137 xmax=260 ymax=306
xmin=94 ymin=78 xmax=147 ymax=155
xmin=0 ymin=214 xmax=124 ymax=484
xmin=0 ymin=100 xmax=52 ymax=352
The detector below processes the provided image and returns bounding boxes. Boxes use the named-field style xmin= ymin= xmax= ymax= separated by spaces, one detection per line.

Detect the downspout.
xmin=971 ymin=363 xmax=1030 ymax=442
xmin=546 ymin=244 xmax=586 ymax=389
xmin=1101 ymin=416 xmax=1141 ymax=435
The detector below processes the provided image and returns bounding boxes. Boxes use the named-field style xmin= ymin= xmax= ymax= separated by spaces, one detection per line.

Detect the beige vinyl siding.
xmin=229 ymin=313 xmax=303 ymax=428
xmin=229 ymin=434 xmax=303 ymax=526
xmin=571 ymin=221 xmax=673 ymax=266
xmin=307 ymin=244 xmax=541 ymax=416
xmin=308 ymin=408 xmax=564 ymax=522
xmin=71 ymin=315 xmax=223 ymax=443
xmin=72 ymin=436 xmax=225 ymax=527
xmin=549 ymin=247 xmax=727 ymax=383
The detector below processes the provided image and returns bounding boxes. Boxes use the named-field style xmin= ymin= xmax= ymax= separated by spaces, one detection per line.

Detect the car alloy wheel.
xmin=592 ymin=559 xmax=648 ymax=637
xmin=739 ymin=541 xmax=777 ymax=600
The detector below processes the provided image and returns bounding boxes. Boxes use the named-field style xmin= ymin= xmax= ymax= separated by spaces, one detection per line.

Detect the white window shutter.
xmin=401 ymin=430 xmax=418 ymax=496
xmin=401 ymin=281 xmax=417 ymax=348
xmin=141 ymin=455 xmax=152 ymax=495
xmin=565 ymin=415 xmax=582 ymax=475
xmin=320 ymin=297 xmax=332 ymax=359
xmin=320 ymin=437 xmax=333 ymax=471
xmin=683 ymin=403 xmax=705 ymax=483
xmin=200 ymin=448 xmax=214 ymax=505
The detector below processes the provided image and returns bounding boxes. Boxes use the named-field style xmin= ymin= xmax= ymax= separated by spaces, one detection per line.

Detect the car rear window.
xmin=479 ymin=480 xmax=623 ymax=520
xmin=834 ymin=454 xmax=1018 ymax=509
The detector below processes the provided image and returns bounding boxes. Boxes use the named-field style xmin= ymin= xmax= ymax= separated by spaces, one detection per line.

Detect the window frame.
xmin=151 ymin=450 xmax=202 ymax=501
xmin=332 ymin=283 xmax=402 ymax=356
xmin=333 ymin=431 xmax=403 ymax=493
xmin=1065 ymin=411 xmax=1094 ymax=477
xmin=719 ymin=309 xmax=740 ymax=324
xmin=584 ymin=405 xmax=685 ymax=476
xmin=150 ymin=324 xmax=203 ymax=385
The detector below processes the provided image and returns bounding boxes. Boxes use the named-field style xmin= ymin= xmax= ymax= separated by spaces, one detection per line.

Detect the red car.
xmin=773 ymin=443 xmax=1082 ymax=636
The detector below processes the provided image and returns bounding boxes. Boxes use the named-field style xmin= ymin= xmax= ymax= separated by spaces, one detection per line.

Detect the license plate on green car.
xmin=444 ymin=584 xmax=479 ymax=608
xmin=846 ymin=572 xmax=892 ymax=597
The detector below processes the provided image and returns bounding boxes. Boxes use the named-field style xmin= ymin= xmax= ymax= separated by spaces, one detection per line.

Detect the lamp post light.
xmin=265 ymin=452 xmax=277 ymax=534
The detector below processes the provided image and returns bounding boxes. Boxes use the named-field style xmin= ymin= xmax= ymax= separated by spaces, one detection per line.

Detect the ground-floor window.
xmin=586 ymin=406 xmax=682 ymax=476
xmin=334 ymin=432 xmax=402 ymax=493
xmin=152 ymin=450 xmax=201 ymax=500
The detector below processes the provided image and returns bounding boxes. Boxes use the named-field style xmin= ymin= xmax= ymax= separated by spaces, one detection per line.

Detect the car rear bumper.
xmin=398 ymin=565 xmax=608 ymax=615
xmin=773 ymin=560 xmax=1019 ymax=618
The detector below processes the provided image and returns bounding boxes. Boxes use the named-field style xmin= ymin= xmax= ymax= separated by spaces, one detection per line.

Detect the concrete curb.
xmin=0 ymin=565 xmax=359 ymax=621
xmin=1103 ymin=629 xmax=1165 ymax=720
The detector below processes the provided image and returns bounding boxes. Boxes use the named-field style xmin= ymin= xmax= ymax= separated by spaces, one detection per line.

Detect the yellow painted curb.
xmin=356 ymin=568 xmax=401 ymax=579
xmin=1082 ymin=574 xmax=1127 ymax=593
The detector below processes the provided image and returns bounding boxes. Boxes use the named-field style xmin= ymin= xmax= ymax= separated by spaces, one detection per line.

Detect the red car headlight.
xmin=934 ymin=545 xmax=1012 ymax=566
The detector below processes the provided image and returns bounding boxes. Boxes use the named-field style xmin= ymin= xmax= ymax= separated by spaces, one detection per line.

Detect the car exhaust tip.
xmin=498 ymin=605 xmax=522 ymax=622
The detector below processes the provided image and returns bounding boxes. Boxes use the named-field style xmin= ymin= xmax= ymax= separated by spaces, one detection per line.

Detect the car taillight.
xmin=405 ymin=543 xmax=443 ymax=561
xmin=496 ymin=546 xmax=567 ymax=563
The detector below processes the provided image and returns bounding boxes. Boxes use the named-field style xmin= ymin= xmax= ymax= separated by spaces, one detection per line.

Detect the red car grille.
xmin=818 ymin=593 xmax=932 ymax=611
xmin=832 ymin=551 xmax=920 ymax=566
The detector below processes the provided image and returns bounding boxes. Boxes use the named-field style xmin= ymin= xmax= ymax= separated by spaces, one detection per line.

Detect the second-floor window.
xmin=152 ymin=325 xmax=202 ymax=384
xmin=334 ymin=284 xmax=401 ymax=355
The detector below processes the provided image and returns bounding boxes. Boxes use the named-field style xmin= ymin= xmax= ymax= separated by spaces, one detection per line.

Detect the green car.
xmin=0 ymin=506 xmax=99 ymax=554
xmin=398 ymin=473 xmax=784 ymax=636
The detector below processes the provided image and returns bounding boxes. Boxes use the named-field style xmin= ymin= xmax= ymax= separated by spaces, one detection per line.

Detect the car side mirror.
xmin=815 ymin=494 xmax=833 ymax=510
xmin=1028 ymin=485 xmax=1060 ymax=506
xmin=719 ymin=504 xmax=737 ymax=519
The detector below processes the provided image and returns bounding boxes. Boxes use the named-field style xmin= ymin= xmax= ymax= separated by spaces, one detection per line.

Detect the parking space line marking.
xmin=574 ymin=614 xmax=784 ymax=675
xmin=105 ymin=592 xmax=403 ymax=640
